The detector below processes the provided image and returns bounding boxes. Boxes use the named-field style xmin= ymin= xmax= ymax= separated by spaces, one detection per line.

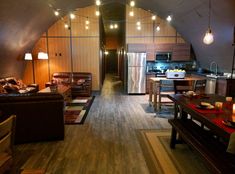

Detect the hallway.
xmin=13 ymin=74 xmax=171 ymax=174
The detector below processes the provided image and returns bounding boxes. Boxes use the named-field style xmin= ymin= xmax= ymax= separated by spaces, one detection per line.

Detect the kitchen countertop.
xmin=146 ymin=71 xmax=234 ymax=80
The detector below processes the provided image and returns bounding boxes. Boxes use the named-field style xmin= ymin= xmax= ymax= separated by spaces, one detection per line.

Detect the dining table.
xmin=167 ymin=93 xmax=235 ymax=173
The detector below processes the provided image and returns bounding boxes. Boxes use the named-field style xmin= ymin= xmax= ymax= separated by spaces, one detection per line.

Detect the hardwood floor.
xmin=12 ymin=74 xmax=171 ymax=174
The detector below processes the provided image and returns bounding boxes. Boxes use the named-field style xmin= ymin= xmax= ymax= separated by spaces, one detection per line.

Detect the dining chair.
xmin=173 ymin=80 xmax=195 ymax=94
xmin=0 ymin=115 xmax=16 ymax=174
xmin=158 ymin=80 xmax=174 ymax=109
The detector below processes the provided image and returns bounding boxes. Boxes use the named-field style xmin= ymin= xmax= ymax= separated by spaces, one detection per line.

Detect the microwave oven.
xmin=156 ymin=52 xmax=172 ymax=61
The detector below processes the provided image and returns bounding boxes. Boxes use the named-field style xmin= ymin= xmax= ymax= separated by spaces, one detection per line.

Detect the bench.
xmin=168 ymin=119 xmax=235 ymax=174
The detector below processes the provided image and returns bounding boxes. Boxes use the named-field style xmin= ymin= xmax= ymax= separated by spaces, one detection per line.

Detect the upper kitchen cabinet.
xmin=172 ymin=43 xmax=191 ymax=61
xmin=127 ymin=44 xmax=146 ymax=53
xmin=146 ymin=44 xmax=155 ymax=61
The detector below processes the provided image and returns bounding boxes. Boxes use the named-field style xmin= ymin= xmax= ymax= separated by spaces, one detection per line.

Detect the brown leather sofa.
xmin=0 ymin=77 xmax=39 ymax=94
xmin=0 ymin=93 xmax=64 ymax=144
xmin=46 ymin=72 xmax=92 ymax=97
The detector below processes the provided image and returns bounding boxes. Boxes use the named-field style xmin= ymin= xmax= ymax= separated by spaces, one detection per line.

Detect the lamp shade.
xmin=24 ymin=53 xmax=33 ymax=60
xmin=38 ymin=52 xmax=48 ymax=59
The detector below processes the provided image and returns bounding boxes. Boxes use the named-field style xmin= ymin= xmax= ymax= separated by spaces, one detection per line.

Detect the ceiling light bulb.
xmin=114 ymin=24 xmax=118 ymax=29
xmin=130 ymin=1 xmax=135 ymax=7
xmin=95 ymin=10 xmax=100 ymax=16
xmin=156 ymin=26 xmax=160 ymax=31
xmin=110 ymin=24 xmax=114 ymax=29
xmin=129 ymin=11 xmax=134 ymax=17
xmin=64 ymin=24 xmax=69 ymax=29
xmin=151 ymin=15 xmax=156 ymax=20
xmin=70 ymin=13 xmax=75 ymax=19
xmin=85 ymin=25 xmax=89 ymax=30
xmin=203 ymin=29 xmax=214 ymax=45
xmin=166 ymin=15 xmax=172 ymax=22
xmin=137 ymin=26 xmax=141 ymax=30
xmin=105 ymin=51 xmax=109 ymax=55
xmin=54 ymin=10 xmax=59 ymax=16
xmin=136 ymin=21 xmax=141 ymax=26
xmin=85 ymin=20 xmax=90 ymax=25
xmin=96 ymin=0 xmax=101 ymax=6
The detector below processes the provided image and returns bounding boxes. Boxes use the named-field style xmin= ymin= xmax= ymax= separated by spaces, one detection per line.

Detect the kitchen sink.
xmin=206 ymin=74 xmax=227 ymax=78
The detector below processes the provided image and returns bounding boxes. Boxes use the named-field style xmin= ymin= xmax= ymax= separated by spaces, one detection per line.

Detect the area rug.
xmin=137 ymin=129 xmax=210 ymax=174
xmin=64 ymin=96 xmax=95 ymax=124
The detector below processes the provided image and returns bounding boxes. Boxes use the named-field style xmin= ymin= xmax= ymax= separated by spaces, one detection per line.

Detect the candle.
xmin=233 ymin=104 xmax=235 ymax=114
xmin=215 ymin=102 xmax=223 ymax=110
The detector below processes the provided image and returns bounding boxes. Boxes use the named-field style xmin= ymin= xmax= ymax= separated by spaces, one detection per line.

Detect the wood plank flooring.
xmin=12 ymin=74 xmax=171 ymax=174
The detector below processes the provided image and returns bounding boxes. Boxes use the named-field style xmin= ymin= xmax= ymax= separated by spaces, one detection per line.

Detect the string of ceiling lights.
xmin=49 ymin=0 xmax=214 ymax=44
xmin=49 ymin=0 xmax=173 ymax=32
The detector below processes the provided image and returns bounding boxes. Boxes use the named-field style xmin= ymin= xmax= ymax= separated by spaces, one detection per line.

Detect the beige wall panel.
xmin=34 ymin=60 xmax=49 ymax=89
xmin=49 ymin=38 xmax=71 ymax=75
xmin=71 ymin=6 xmax=99 ymax=36
xmin=176 ymin=37 xmax=186 ymax=43
xmin=154 ymin=37 xmax=176 ymax=44
xmin=72 ymin=38 xmax=100 ymax=90
xmin=48 ymin=16 xmax=70 ymax=37
xmin=126 ymin=37 xmax=153 ymax=44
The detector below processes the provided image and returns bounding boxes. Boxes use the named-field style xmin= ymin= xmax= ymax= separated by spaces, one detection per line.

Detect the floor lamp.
xmin=24 ymin=53 xmax=35 ymax=83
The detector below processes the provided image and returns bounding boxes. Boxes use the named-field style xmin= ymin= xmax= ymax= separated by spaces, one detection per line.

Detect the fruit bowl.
xmin=166 ymin=69 xmax=186 ymax=79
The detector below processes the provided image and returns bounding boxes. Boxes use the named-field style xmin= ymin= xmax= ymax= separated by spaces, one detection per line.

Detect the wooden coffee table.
xmin=39 ymin=85 xmax=71 ymax=102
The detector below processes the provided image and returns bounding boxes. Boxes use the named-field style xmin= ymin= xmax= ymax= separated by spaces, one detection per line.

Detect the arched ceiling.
xmin=0 ymin=0 xmax=234 ymax=78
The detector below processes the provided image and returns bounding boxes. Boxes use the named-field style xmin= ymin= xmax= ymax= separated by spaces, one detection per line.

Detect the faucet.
xmin=210 ymin=61 xmax=218 ymax=75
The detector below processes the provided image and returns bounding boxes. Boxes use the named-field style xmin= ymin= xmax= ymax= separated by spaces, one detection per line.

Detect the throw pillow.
xmin=0 ymin=85 xmax=7 ymax=94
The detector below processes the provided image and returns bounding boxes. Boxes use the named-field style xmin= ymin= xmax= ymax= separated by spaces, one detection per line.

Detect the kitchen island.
xmin=149 ymin=76 xmax=205 ymax=110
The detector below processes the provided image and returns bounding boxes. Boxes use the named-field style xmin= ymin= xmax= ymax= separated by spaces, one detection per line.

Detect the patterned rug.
xmin=64 ymin=96 xmax=95 ymax=124
xmin=138 ymin=129 xmax=210 ymax=174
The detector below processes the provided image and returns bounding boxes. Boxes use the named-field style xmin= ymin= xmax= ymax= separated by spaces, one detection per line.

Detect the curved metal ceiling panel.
xmin=0 ymin=0 xmax=234 ymax=77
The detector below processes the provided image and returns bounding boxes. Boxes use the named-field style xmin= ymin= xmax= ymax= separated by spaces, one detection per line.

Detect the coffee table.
xmin=39 ymin=85 xmax=71 ymax=102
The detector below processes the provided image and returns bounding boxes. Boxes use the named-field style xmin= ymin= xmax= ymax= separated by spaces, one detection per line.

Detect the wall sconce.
xmin=24 ymin=53 xmax=35 ymax=83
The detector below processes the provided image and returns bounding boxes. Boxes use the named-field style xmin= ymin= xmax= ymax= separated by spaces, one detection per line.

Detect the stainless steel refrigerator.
xmin=127 ymin=53 xmax=146 ymax=94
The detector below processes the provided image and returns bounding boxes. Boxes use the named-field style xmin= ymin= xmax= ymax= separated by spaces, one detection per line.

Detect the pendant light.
xmin=203 ymin=0 xmax=214 ymax=45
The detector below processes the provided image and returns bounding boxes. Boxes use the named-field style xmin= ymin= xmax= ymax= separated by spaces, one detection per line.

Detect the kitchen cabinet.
xmin=172 ymin=43 xmax=191 ymax=61
xmin=216 ymin=79 xmax=235 ymax=97
xmin=127 ymin=44 xmax=146 ymax=52
xmin=146 ymin=74 xmax=155 ymax=93
xmin=146 ymin=44 xmax=155 ymax=61
xmin=155 ymin=43 xmax=174 ymax=53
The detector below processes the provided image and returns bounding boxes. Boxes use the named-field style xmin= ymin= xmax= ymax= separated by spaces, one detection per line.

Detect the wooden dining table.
xmin=167 ymin=94 xmax=235 ymax=173
xmin=148 ymin=76 xmax=204 ymax=110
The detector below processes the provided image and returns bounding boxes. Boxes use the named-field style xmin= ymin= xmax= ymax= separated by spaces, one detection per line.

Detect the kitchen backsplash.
xmin=146 ymin=61 xmax=197 ymax=72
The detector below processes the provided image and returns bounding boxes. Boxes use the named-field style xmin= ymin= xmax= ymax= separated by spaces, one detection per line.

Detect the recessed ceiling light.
xmin=85 ymin=25 xmax=89 ymax=30
xmin=110 ymin=24 xmax=114 ymax=29
xmin=85 ymin=20 xmax=90 ymax=25
xmin=136 ymin=21 xmax=141 ymax=26
xmin=114 ymin=24 xmax=118 ymax=29
xmin=137 ymin=26 xmax=141 ymax=30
